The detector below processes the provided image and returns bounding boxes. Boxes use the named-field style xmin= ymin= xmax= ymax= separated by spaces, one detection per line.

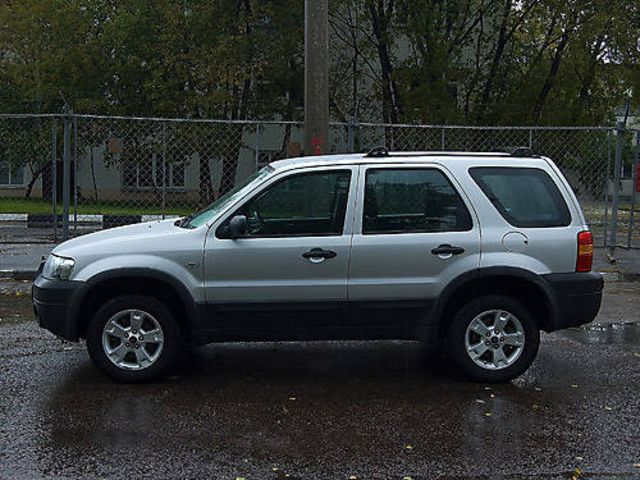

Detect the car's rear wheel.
xmin=86 ymin=295 xmax=181 ymax=382
xmin=448 ymin=295 xmax=540 ymax=382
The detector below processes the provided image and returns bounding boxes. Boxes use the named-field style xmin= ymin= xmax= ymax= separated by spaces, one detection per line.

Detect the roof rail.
xmin=366 ymin=146 xmax=389 ymax=157
xmin=497 ymin=146 xmax=536 ymax=157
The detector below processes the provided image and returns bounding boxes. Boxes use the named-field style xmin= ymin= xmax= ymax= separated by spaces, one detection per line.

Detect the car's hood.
xmin=52 ymin=219 xmax=186 ymax=258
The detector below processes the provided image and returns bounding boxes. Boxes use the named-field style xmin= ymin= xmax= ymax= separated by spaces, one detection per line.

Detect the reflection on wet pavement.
xmin=1 ymin=292 xmax=639 ymax=479
xmin=562 ymin=321 xmax=640 ymax=346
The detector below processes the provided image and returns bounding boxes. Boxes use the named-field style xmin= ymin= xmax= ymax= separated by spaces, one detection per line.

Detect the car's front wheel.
xmin=448 ymin=295 xmax=540 ymax=382
xmin=86 ymin=295 xmax=181 ymax=382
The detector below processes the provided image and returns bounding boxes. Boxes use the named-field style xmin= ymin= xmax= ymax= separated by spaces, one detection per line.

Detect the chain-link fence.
xmin=1 ymin=113 xmax=638 ymax=250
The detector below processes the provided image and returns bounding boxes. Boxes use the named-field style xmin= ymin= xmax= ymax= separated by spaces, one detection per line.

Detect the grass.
xmin=0 ymin=197 xmax=194 ymax=216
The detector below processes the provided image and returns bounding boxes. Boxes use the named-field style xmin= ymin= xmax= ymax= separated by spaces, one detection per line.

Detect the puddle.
xmin=562 ymin=321 xmax=640 ymax=345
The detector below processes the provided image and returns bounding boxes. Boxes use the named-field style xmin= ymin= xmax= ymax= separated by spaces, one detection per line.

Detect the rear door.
xmin=348 ymin=164 xmax=481 ymax=331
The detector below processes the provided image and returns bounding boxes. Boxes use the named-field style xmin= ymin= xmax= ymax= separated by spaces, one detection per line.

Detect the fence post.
xmin=608 ymin=121 xmax=625 ymax=257
xmin=51 ymin=118 xmax=58 ymax=242
xmin=161 ymin=122 xmax=167 ymax=219
xmin=62 ymin=112 xmax=71 ymax=240
xmin=347 ymin=117 xmax=357 ymax=152
xmin=628 ymin=132 xmax=639 ymax=248
xmin=255 ymin=123 xmax=260 ymax=169
xmin=73 ymin=116 xmax=78 ymax=233
xmin=603 ymin=130 xmax=612 ymax=248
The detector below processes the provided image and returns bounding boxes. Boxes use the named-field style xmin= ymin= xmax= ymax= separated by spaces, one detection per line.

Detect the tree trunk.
xmin=90 ymin=146 xmax=99 ymax=201
xmin=199 ymin=151 xmax=215 ymax=206
xmin=572 ymin=34 xmax=605 ymax=122
xmin=477 ymin=0 xmax=512 ymax=120
xmin=532 ymin=31 xmax=570 ymax=121
xmin=367 ymin=0 xmax=401 ymax=125
xmin=24 ymin=162 xmax=48 ymax=200
xmin=218 ymin=123 xmax=244 ymax=197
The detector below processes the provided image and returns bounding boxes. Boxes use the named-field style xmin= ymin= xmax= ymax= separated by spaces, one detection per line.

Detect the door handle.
xmin=302 ymin=248 xmax=337 ymax=259
xmin=431 ymin=244 xmax=465 ymax=256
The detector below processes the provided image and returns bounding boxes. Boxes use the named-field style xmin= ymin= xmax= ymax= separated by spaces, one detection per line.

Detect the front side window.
xmin=235 ymin=170 xmax=352 ymax=237
xmin=470 ymin=167 xmax=571 ymax=228
xmin=363 ymin=168 xmax=473 ymax=234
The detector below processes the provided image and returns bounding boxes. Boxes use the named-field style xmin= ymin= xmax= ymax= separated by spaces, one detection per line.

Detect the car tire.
xmin=448 ymin=295 xmax=540 ymax=383
xmin=86 ymin=294 xmax=182 ymax=382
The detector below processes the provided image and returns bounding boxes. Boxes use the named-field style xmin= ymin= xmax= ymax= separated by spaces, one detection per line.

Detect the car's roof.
xmin=269 ymin=151 xmax=545 ymax=171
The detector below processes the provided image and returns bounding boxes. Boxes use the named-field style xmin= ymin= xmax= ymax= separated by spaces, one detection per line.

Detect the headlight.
xmin=42 ymin=254 xmax=75 ymax=280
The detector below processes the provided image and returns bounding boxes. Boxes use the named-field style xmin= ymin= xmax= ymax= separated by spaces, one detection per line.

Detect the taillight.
xmin=576 ymin=231 xmax=593 ymax=272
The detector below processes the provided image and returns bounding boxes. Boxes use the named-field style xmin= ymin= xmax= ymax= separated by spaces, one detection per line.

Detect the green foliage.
xmin=0 ymin=0 xmax=638 ymax=124
xmin=0 ymin=0 xmax=304 ymax=118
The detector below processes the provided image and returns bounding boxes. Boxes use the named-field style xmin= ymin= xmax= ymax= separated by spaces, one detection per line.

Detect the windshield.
xmin=182 ymin=166 xmax=274 ymax=228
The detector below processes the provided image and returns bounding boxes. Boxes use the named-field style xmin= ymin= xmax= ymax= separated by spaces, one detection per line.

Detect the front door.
xmin=348 ymin=164 xmax=481 ymax=334
xmin=204 ymin=166 xmax=357 ymax=334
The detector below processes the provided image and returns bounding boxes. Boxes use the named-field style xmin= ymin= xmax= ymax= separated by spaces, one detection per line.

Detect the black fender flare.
xmin=73 ymin=268 xmax=201 ymax=338
xmin=430 ymin=266 xmax=559 ymax=335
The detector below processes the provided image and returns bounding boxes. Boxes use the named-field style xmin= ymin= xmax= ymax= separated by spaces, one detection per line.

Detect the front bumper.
xmin=32 ymin=275 xmax=87 ymax=341
xmin=542 ymin=272 xmax=604 ymax=331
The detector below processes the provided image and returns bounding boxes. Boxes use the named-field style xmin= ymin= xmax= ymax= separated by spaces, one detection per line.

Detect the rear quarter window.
xmin=469 ymin=167 xmax=571 ymax=228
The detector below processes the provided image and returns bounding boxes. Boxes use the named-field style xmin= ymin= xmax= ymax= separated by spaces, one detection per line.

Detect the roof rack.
xmin=497 ymin=146 xmax=536 ymax=157
xmin=364 ymin=145 xmax=537 ymax=158
xmin=365 ymin=146 xmax=389 ymax=157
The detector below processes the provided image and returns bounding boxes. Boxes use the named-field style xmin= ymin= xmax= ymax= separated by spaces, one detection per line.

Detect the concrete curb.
xmin=0 ymin=270 xmax=38 ymax=281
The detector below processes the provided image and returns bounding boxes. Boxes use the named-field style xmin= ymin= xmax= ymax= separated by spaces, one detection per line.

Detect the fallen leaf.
xmin=348 ymin=476 xmax=358 ymax=480
xmin=288 ymin=397 xmax=296 ymax=401
xmin=605 ymin=406 xmax=613 ymax=411
xmin=575 ymin=456 xmax=583 ymax=461
xmin=532 ymin=404 xmax=540 ymax=410
xmin=484 ymin=412 xmax=492 ymax=417
xmin=571 ymin=384 xmax=579 ymax=388
xmin=476 ymin=399 xmax=486 ymax=404
xmin=490 ymin=394 xmax=495 ymax=398
xmin=484 ymin=387 xmax=491 ymax=390
xmin=403 ymin=477 xmax=414 ymax=480
xmin=634 ymin=353 xmax=640 ymax=358
xmin=404 ymin=444 xmax=413 ymax=451
xmin=534 ymin=387 xmax=542 ymax=392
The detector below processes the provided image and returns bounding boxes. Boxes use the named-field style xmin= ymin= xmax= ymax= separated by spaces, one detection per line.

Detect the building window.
xmin=122 ymin=159 xmax=186 ymax=191
xmin=0 ymin=161 xmax=24 ymax=186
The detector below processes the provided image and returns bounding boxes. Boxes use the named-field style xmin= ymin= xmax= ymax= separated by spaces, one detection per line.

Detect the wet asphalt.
xmin=0 ymin=283 xmax=639 ymax=480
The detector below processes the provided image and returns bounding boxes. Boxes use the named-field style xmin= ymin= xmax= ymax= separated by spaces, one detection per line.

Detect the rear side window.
xmin=470 ymin=167 xmax=571 ymax=227
xmin=363 ymin=168 xmax=473 ymax=234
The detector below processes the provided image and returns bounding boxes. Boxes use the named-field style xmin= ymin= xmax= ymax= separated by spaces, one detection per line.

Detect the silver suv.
xmin=32 ymin=148 xmax=603 ymax=382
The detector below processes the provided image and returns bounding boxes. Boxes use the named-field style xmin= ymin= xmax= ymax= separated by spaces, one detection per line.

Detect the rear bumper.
xmin=32 ymin=275 xmax=87 ymax=341
xmin=542 ymin=272 xmax=603 ymax=331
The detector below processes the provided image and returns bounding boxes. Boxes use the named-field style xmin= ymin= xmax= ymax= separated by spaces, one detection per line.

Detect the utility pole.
xmin=304 ymin=0 xmax=329 ymax=156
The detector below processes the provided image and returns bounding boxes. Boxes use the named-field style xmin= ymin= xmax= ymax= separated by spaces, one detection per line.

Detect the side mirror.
xmin=228 ymin=215 xmax=248 ymax=239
